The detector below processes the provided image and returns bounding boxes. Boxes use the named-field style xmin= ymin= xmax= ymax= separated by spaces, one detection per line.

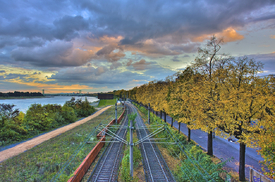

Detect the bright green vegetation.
xmin=97 ymin=99 xmax=117 ymax=107
xmin=0 ymin=97 xmax=96 ymax=147
xmin=0 ymin=106 xmax=124 ymax=182
xmin=135 ymin=103 xmax=233 ymax=182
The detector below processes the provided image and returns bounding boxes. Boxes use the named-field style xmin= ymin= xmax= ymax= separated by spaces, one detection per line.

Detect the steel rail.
xmin=128 ymin=103 xmax=174 ymax=182
xmin=87 ymin=106 xmax=129 ymax=182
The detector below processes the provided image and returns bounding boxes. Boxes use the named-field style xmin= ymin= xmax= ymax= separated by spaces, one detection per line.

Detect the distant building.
xmin=98 ymin=93 xmax=114 ymax=100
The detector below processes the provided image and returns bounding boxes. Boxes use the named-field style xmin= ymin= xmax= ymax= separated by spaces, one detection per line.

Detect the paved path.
xmin=0 ymin=106 xmax=112 ymax=162
xmin=155 ymin=112 xmax=265 ymax=180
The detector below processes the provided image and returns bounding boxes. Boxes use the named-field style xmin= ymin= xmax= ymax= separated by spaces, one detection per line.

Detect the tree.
xmin=218 ymin=57 xmax=268 ymax=181
xmin=0 ymin=104 xmax=19 ymax=126
xmin=61 ymin=105 xmax=77 ymax=123
xmin=192 ymin=35 xmax=225 ymax=155
xmin=168 ymin=67 xmax=203 ymax=142
xmin=253 ymin=95 xmax=275 ymax=179
xmin=25 ymin=104 xmax=55 ymax=132
xmin=0 ymin=104 xmax=27 ymax=142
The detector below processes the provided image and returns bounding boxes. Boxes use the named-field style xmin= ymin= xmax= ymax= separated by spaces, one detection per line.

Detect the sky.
xmin=0 ymin=0 xmax=274 ymax=94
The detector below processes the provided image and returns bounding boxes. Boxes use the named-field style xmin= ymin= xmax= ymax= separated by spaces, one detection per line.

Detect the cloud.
xmin=132 ymin=59 xmax=150 ymax=70
xmin=168 ymin=43 xmax=200 ymax=53
xmin=11 ymin=40 xmax=94 ymax=67
xmin=0 ymin=36 xmax=45 ymax=49
xmin=48 ymin=66 xmax=148 ymax=88
xmin=4 ymin=74 xmax=26 ymax=80
xmin=96 ymin=66 xmax=107 ymax=75
xmin=172 ymin=56 xmax=181 ymax=62
xmin=129 ymin=42 xmax=179 ymax=56
xmin=126 ymin=59 xmax=133 ymax=66
xmin=73 ymin=0 xmax=272 ymax=44
xmin=53 ymin=15 xmax=90 ymax=41
xmin=248 ymin=52 xmax=275 ymax=74
xmin=193 ymin=27 xmax=244 ymax=43
xmin=0 ymin=0 xmax=273 ymax=68
xmin=96 ymin=45 xmax=125 ymax=62
xmin=0 ymin=0 xmax=274 ymax=92
xmin=47 ymin=61 xmax=175 ymax=89
xmin=0 ymin=15 xmax=89 ymax=42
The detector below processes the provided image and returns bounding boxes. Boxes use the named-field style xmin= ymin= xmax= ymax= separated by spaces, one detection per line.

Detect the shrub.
xmin=24 ymin=104 xmax=55 ymax=132
xmin=64 ymin=97 xmax=95 ymax=117
xmin=75 ymin=98 xmax=96 ymax=117
xmin=0 ymin=104 xmax=27 ymax=143
xmin=61 ymin=105 xmax=77 ymax=123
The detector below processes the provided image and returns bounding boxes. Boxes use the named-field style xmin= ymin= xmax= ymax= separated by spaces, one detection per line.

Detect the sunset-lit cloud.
xmin=6 ymin=78 xmax=94 ymax=93
xmin=193 ymin=27 xmax=244 ymax=43
xmin=0 ymin=0 xmax=274 ymax=93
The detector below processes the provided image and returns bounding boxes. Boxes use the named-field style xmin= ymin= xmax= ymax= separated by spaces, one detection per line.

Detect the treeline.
xmin=0 ymin=91 xmax=44 ymax=97
xmin=121 ymin=37 xmax=274 ymax=180
xmin=0 ymin=97 xmax=95 ymax=146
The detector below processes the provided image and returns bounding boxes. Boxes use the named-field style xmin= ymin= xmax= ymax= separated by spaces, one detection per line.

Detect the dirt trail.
xmin=0 ymin=106 xmax=112 ymax=162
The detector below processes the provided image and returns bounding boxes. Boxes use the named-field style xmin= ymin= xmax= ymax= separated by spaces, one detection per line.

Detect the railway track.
xmin=87 ymin=105 xmax=129 ymax=182
xmin=128 ymin=102 xmax=175 ymax=182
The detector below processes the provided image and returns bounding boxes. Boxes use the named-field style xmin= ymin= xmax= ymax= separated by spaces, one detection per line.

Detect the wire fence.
xmin=133 ymin=102 xmax=234 ymax=182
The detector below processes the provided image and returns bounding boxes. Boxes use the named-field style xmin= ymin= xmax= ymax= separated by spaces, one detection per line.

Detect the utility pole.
xmin=148 ymin=103 xmax=150 ymax=125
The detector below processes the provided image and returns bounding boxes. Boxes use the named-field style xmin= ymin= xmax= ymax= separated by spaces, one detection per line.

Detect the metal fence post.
xmin=115 ymin=102 xmax=117 ymax=124
xmin=148 ymin=103 xmax=150 ymax=125
xmin=171 ymin=117 xmax=173 ymax=127
xmin=164 ymin=110 xmax=166 ymax=122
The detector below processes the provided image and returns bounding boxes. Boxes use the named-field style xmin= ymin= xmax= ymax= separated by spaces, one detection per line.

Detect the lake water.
xmin=0 ymin=96 xmax=99 ymax=113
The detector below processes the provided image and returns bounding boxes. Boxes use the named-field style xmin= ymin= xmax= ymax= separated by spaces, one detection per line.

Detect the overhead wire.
xmin=50 ymin=106 xmax=118 ymax=181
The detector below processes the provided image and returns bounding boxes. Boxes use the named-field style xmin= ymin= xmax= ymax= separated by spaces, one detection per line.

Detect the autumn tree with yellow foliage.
xmin=119 ymin=36 xmax=275 ymax=180
xmin=168 ymin=67 xmax=204 ymax=142
xmin=191 ymin=36 xmax=226 ymax=156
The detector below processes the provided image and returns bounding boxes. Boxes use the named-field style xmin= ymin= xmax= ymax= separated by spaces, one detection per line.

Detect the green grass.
xmin=97 ymin=99 xmax=117 ymax=107
xmin=134 ymin=103 xmax=233 ymax=182
xmin=118 ymin=123 xmax=142 ymax=182
xmin=0 ymin=106 xmax=124 ymax=182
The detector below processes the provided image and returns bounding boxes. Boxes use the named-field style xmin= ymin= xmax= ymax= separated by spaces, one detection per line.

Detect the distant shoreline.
xmin=0 ymin=96 xmax=50 ymax=100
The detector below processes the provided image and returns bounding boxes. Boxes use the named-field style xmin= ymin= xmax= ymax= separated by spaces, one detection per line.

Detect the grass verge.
xmin=134 ymin=103 xmax=235 ymax=182
xmin=0 ymin=106 xmax=123 ymax=182
xmin=97 ymin=99 xmax=117 ymax=107
xmin=118 ymin=116 xmax=143 ymax=182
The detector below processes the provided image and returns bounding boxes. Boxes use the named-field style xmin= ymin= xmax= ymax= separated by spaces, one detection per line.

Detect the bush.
xmin=64 ymin=97 xmax=96 ymax=117
xmin=75 ymin=98 xmax=96 ymax=117
xmin=25 ymin=109 xmax=55 ymax=133
xmin=0 ymin=104 xmax=27 ymax=143
xmin=0 ymin=119 xmax=27 ymax=142
xmin=0 ymin=99 xmax=96 ymax=147
xmin=61 ymin=105 xmax=77 ymax=123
